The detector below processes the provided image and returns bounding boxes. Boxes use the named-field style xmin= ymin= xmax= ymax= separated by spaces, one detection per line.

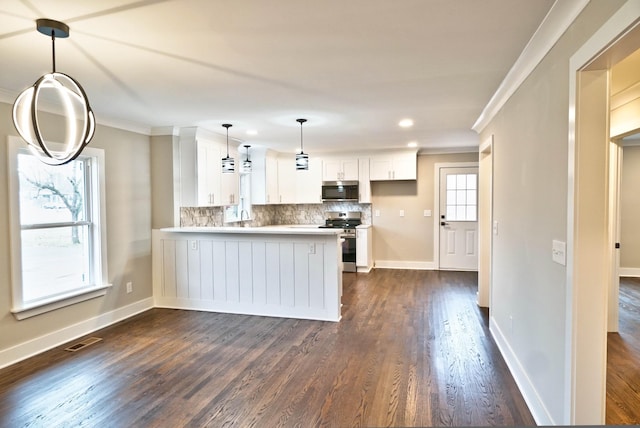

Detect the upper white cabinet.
xmin=197 ymin=140 xmax=239 ymax=206
xmin=369 ymin=151 xmax=417 ymax=181
xmin=277 ymin=156 xmax=322 ymax=204
xmin=358 ymin=158 xmax=371 ymax=203
xmin=251 ymin=149 xmax=279 ymax=205
xmin=277 ymin=158 xmax=297 ymax=204
xmin=322 ymin=158 xmax=359 ymax=181
xmin=196 ymin=139 xmax=222 ymax=206
xmin=296 ymin=158 xmax=322 ymax=204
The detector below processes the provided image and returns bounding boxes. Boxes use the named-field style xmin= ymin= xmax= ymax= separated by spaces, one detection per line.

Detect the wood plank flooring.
xmin=607 ymin=276 xmax=640 ymax=425
xmin=0 ymin=270 xmax=535 ymax=427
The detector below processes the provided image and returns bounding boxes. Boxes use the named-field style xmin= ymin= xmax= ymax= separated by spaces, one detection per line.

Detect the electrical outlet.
xmin=126 ymin=282 xmax=133 ymax=294
xmin=309 ymin=243 xmax=316 ymax=254
xmin=375 ymin=209 xmax=380 ymax=217
xmin=190 ymin=240 xmax=198 ymax=250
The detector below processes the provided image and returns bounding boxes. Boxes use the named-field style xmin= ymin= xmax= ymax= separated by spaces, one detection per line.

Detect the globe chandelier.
xmin=12 ymin=19 xmax=95 ymax=166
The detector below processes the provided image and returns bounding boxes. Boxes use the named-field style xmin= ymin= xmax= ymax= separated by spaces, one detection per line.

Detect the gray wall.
xmin=621 ymin=144 xmax=640 ymax=270
xmin=0 ymin=101 xmax=152 ymax=354
xmin=371 ymin=152 xmax=478 ymax=264
xmin=478 ymin=1 xmax=626 ymax=424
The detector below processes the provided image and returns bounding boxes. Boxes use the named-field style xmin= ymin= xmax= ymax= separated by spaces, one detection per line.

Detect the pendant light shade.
xmin=12 ymin=19 xmax=95 ymax=166
xmin=242 ymin=145 xmax=252 ymax=173
xmin=221 ymin=123 xmax=235 ymax=173
xmin=295 ymin=118 xmax=309 ymax=171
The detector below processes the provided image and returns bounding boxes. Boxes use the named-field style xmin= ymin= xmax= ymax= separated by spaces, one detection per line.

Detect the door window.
xmin=445 ymin=173 xmax=477 ymax=221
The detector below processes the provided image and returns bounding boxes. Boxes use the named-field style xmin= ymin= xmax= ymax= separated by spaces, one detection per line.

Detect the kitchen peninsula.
xmin=152 ymin=226 xmax=343 ymax=322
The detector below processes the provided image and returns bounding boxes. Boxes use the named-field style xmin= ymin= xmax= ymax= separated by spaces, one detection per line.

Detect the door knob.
xmin=441 ymin=221 xmax=448 ymax=226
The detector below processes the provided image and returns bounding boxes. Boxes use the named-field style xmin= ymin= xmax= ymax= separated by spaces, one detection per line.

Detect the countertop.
xmin=161 ymin=225 xmax=340 ymax=235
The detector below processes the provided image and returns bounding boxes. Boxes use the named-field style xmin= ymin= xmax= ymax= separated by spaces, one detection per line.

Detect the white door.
xmin=439 ymin=167 xmax=479 ymax=270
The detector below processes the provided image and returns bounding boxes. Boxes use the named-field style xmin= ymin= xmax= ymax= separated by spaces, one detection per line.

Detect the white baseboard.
xmin=374 ymin=260 xmax=436 ymax=270
xmin=0 ymin=298 xmax=154 ymax=370
xmin=619 ymin=267 xmax=640 ymax=277
xmin=490 ymin=317 xmax=554 ymax=426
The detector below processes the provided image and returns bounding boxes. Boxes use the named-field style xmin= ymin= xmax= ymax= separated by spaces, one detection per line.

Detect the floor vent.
xmin=65 ymin=337 xmax=103 ymax=352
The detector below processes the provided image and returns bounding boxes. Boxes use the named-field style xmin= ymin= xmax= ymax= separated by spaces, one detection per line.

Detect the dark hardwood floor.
xmin=0 ymin=270 xmax=535 ymax=427
xmin=607 ymin=276 xmax=640 ymax=425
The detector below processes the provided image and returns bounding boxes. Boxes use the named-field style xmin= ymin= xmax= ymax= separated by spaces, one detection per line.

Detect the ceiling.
xmin=0 ymin=0 xmax=555 ymax=154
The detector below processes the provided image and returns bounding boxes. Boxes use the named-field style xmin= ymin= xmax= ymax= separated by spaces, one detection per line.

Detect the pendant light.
xmin=242 ymin=145 xmax=252 ymax=173
xmin=295 ymin=118 xmax=309 ymax=171
xmin=12 ymin=19 xmax=95 ymax=166
xmin=221 ymin=123 xmax=235 ymax=173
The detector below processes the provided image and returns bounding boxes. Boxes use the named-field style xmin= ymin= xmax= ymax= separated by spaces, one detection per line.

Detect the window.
xmin=7 ymin=137 xmax=109 ymax=319
xmin=445 ymin=173 xmax=477 ymax=221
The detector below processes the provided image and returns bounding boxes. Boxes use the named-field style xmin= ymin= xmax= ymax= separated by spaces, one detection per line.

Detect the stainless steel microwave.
xmin=321 ymin=181 xmax=359 ymax=202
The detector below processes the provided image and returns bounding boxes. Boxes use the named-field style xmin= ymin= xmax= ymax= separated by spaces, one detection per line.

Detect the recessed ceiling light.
xmin=407 ymin=141 xmax=418 ymax=148
xmin=246 ymin=129 xmax=258 ymax=135
xmin=399 ymin=118 xmax=414 ymax=128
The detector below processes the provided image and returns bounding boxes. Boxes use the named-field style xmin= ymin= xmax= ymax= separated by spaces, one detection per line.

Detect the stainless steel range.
xmin=319 ymin=211 xmax=361 ymax=272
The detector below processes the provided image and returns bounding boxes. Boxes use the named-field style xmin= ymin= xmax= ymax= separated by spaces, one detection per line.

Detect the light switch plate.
xmin=552 ymin=240 xmax=566 ymax=266
xmin=493 ymin=221 xmax=499 ymax=236
xmin=375 ymin=209 xmax=380 ymax=217
xmin=399 ymin=209 xmax=405 ymax=217
xmin=424 ymin=209 xmax=432 ymax=217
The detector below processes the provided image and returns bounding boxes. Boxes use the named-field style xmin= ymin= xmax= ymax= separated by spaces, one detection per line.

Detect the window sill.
xmin=11 ymin=284 xmax=112 ymax=320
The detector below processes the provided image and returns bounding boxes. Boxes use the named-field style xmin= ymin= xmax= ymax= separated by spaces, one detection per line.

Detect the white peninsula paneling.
xmin=152 ymin=228 xmax=342 ymax=321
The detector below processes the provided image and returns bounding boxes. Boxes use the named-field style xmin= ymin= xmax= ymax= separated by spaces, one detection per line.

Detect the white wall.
xmin=478 ymin=1 xmax=627 ymax=424
xmin=0 ymin=102 xmax=153 ymax=366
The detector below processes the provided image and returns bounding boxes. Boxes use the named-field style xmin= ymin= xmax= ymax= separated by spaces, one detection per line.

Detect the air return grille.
xmin=64 ymin=337 xmax=103 ymax=352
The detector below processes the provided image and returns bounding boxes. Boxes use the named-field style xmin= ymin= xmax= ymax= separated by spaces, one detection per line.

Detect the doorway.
xmin=569 ymin=8 xmax=640 ymax=424
xmin=434 ymin=162 xmax=479 ymax=270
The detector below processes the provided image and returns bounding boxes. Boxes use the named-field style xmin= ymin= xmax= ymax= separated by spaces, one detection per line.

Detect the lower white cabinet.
xmin=356 ymin=225 xmax=373 ymax=272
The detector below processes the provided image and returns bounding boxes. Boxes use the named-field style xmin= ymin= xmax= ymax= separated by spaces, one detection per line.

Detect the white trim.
xmin=478 ymin=135 xmax=494 ymax=308
xmin=374 ymin=260 xmax=436 ymax=270
xmin=417 ymin=146 xmax=478 ymax=155
xmin=490 ymin=317 xmax=554 ymax=425
xmin=1 ymin=91 xmax=151 ymax=136
xmin=433 ymin=161 xmax=479 ymax=270
xmin=566 ymin=3 xmax=640 ymax=424
xmin=619 ymin=267 xmax=640 ymax=277
xmin=473 ymin=0 xmax=590 ymax=133
xmin=12 ymin=284 xmax=111 ymax=320
xmin=0 ymin=298 xmax=154 ymax=370
xmin=6 ymin=136 xmax=110 ymax=319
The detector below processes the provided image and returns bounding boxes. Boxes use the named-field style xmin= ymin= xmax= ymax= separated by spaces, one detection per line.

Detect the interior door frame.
xmin=567 ymin=5 xmax=640 ymax=424
xmin=478 ymin=136 xmax=493 ymax=308
xmin=433 ymin=161 xmax=479 ymax=270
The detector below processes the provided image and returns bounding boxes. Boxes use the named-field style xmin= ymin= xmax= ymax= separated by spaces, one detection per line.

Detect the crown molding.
xmin=472 ymin=0 xmax=590 ymax=133
xmin=1 ymin=87 xmax=152 ymax=136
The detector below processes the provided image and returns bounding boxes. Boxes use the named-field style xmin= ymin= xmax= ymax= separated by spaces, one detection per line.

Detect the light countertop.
xmin=161 ymin=225 xmax=340 ymax=235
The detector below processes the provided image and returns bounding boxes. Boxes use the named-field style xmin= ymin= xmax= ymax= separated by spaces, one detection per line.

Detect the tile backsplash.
xmin=180 ymin=202 xmax=372 ymax=227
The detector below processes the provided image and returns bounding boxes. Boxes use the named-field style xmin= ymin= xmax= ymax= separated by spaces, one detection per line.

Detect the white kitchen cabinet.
xmin=323 ymin=158 xmax=359 ymax=181
xmin=277 ymin=158 xmax=296 ymax=204
xmin=296 ymin=158 xmax=322 ymax=204
xmin=250 ymin=149 xmax=279 ymax=205
xmin=358 ymin=158 xmax=371 ymax=203
xmin=356 ymin=225 xmax=373 ymax=272
xmin=264 ymin=153 xmax=279 ymax=204
xmin=196 ymin=140 xmax=239 ymax=206
xmin=220 ymin=151 xmax=239 ymax=206
xmin=196 ymin=139 xmax=222 ymax=206
xmin=369 ymin=151 xmax=417 ymax=181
